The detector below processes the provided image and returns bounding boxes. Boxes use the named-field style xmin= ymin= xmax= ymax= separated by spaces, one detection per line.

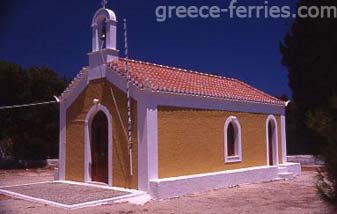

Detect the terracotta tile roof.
xmin=108 ymin=58 xmax=284 ymax=105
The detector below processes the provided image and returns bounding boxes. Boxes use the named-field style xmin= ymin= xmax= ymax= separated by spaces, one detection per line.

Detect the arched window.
xmin=224 ymin=116 xmax=242 ymax=163
xmin=227 ymin=123 xmax=235 ymax=157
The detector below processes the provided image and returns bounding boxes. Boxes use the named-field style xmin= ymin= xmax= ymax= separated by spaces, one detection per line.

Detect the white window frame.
xmin=224 ymin=116 xmax=242 ymax=163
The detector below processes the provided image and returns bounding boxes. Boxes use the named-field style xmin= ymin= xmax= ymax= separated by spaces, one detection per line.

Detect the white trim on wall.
xmin=137 ymin=98 xmax=148 ymax=191
xmin=64 ymin=71 xmax=89 ymax=110
xmin=84 ymin=104 xmax=113 ymax=186
xmin=224 ymin=116 xmax=242 ymax=163
xmin=58 ymin=103 xmax=66 ymax=180
xmin=137 ymin=93 xmax=159 ymax=191
xmin=147 ymin=104 xmax=158 ymax=182
xmin=266 ymin=115 xmax=279 ymax=166
xmin=280 ymin=115 xmax=287 ymax=163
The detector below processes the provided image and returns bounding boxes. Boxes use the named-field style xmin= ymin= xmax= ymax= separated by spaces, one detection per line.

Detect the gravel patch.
xmin=2 ymin=182 xmax=129 ymax=205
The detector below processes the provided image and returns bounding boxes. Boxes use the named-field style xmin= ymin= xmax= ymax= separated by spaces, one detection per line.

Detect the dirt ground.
xmin=0 ymin=168 xmax=335 ymax=214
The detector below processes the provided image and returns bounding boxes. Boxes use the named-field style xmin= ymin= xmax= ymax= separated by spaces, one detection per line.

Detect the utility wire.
xmin=0 ymin=100 xmax=58 ymax=110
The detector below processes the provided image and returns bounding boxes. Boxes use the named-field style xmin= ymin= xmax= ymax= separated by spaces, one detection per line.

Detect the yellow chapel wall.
xmin=65 ymin=78 xmax=138 ymax=189
xmin=157 ymin=106 xmax=283 ymax=179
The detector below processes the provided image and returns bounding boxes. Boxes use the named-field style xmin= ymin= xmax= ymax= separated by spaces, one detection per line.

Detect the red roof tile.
xmin=108 ymin=58 xmax=284 ymax=105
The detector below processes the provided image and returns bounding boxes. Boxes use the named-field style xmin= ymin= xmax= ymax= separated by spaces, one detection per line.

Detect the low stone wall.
xmin=0 ymin=159 xmax=58 ymax=170
xmin=287 ymin=155 xmax=323 ymax=165
xmin=46 ymin=159 xmax=59 ymax=168
xmin=283 ymin=162 xmax=301 ymax=176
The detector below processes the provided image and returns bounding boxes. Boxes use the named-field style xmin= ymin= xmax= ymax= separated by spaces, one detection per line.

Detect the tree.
xmin=0 ymin=61 xmax=67 ymax=164
xmin=280 ymin=0 xmax=337 ymax=204
xmin=306 ymin=97 xmax=337 ymax=203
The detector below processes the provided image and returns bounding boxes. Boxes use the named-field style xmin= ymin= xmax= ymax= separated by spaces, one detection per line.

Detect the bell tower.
xmin=89 ymin=1 xmax=118 ymax=68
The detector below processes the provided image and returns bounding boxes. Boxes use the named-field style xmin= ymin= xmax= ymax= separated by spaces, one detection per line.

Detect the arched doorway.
xmin=91 ymin=111 xmax=109 ymax=184
xmin=268 ymin=121 xmax=275 ymax=165
xmin=266 ymin=115 xmax=278 ymax=166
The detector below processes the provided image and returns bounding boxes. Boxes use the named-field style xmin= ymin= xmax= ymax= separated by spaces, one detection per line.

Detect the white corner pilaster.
xmin=147 ymin=103 xmax=158 ymax=181
xmin=84 ymin=120 xmax=90 ymax=183
xmin=137 ymin=94 xmax=158 ymax=191
xmin=281 ymin=115 xmax=287 ymax=163
xmin=137 ymin=99 xmax=148 ymax=190
xmin=58 ymin=103 xmax=66 ymax=180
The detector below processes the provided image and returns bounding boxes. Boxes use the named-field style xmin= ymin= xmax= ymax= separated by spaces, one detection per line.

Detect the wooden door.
xmin=91 ymin=111 xmax=109 ymax=184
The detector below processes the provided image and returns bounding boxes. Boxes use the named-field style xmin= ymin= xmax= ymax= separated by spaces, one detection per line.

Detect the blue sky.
xmin=0 ymin=0 xmax=298 ymax=97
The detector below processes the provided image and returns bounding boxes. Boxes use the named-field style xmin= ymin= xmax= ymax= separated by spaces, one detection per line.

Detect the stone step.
xmin=278 ymin=172 xmax=294 ymax=180
xmin=278 ymin=166 xmax=288 ymax=173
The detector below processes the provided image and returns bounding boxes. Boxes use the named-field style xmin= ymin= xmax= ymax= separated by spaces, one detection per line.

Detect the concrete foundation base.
xmin=149 ymin=163 xmax=301 ymax=199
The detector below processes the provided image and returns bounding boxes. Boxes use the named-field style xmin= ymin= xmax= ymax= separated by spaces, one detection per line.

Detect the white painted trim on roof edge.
xmin=281 ymin=115 xmax=287 ymax=163
xmin=58 ymin=103 xmax=66 ymax=180
xmin=224 ymin=116 xmax=242 ymax=163
xmin=137 ymin=95 xmax=159 ymax=191
xmin=145 ymin=91 xmax=285 ymax=115
xmin=148 ymin=163 xmax=300 ymax=200
xmin=62 ymin=65 xmax=285 ymax=115
xmin=266 ymin=115 xmax=279 ymax=166
xmin=84 ymin=104 xmax=113 ymax=186
xmin=63 ymin=70 xmax=89 ymax=110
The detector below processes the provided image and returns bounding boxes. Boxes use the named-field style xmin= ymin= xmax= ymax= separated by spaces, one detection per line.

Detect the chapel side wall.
xmin=65 ymin=78 xmax=138 ymax=189
xmin=157 ymin=106 xmax=283 ymax=179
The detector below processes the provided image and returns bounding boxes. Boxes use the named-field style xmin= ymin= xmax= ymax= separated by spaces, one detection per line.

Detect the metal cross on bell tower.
xmin=101 ymin=0 xmax=108 ymax=8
